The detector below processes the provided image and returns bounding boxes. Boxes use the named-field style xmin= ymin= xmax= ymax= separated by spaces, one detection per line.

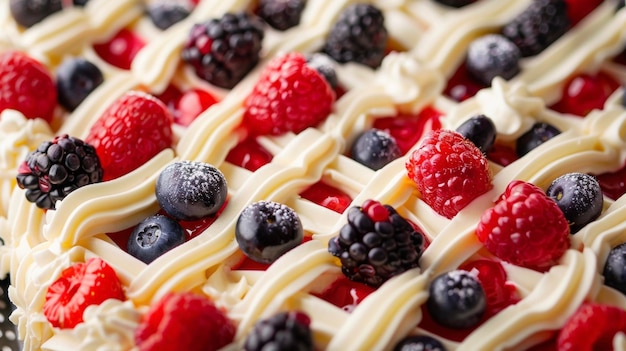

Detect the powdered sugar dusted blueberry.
xmin=427 ymin=270 xmax=486 ymax=329
xmin=546 ymin=172 xmax=603 ymax=233
xmin=156 ymin=161 xmax=228 ymax=221
xmin=351 ymin=129 xmax=402 ymax=170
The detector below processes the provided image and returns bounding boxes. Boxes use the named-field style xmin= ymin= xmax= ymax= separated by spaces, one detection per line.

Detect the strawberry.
xmin=135 ymin=292 xmax=235 ymax=351
xmin=43 ymin=257 xmax=125 ymax=329
xmin=475 ymin=180 xmax=570 ymax=271
xmin=405 ymin=129 xmax=493 ymax=219
xmin=0 ymin=51 xmax=57 ymax=123
xmin=86 ymin=91 xmax=173 ymax=181
xmin=243 ymin=52 xmax=335 ymax=135
xmin=557 ymin=303 xmax=626 ymax=351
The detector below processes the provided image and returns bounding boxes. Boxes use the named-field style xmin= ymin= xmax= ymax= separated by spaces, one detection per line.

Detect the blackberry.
xmin=350 ymin=129 xmax=402 ymax=170
xmin=456 ymin=114 xmax=497 ymax=153
xmin=502 ymin=0 xmax=570 ymax=57
xmin=256 ymin=0 xmax=306 ymax=31
xmin=146 ymin=1 xmax=191 ymax=30
xmin=515 ymin=122 xmax=561 ymax=156
xmin=322 ymin=4 xmax=388 ymax=69
xmin=10 ymin=0 xmax=62 ymax=28
xmin=433 ymin=0 xmax=476 ymax=8
xmin=181 ymin=12 xmax=265 ymax=89
xmin=394 ymin=335 xmax=447 ymax=351
xmin=427 ymin=270 xmax=486 ymax=329
xmin=244 ymin=311 xmax=313 ymax=351
xmin=16 ymin=135 xmax=103 ymax=210
xmin=328 ymin=200 xmax=426 ymax=287
xmin=466 ymin=34 xmax=521 ymax=86
xmin=546 ymin=173 xmax=603 ymax=234
xmin=56 ymin=58 xmax=104 ymax=111
xmin=604 ymin=242 xmax=626 ymax=296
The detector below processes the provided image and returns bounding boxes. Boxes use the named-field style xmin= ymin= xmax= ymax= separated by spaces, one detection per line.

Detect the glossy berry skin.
xmin=127 ymin=214 xmax=186 ymax=264
xmin=459 ymin=259 xmax=520 ymax=317
xmin=426 ymin=270 xmax=486 ymax=329
xmin=244 ymin=311 xmax=313 ymax=351
xmin=466 ymin=34 xmax=521 ymax=86
xmin=243 ymin=52 xmax=335 ymax=135
xmin=43 ymin=258 xmax=125 ymax=329
xmin=552 ymin=72 xmax=620 ymax=117
xmin=455 ymin=114 xmax=497 ymax=153
xmin=56 ymin=58 xmax=104 ymax=111
xmin=135 ymin=292 xmax=235 ymax=351
xmin=406 ymin=130 xmax=492 ymax=219
xmin=146 ymin=2 xmax=191 ymax=30
xmin=10 ymin=0 xmax=61 ymax=28
xmin=236 ymin=201 xmax=303 ymax=263
xmin=476 ymin=180 xmax=570 ymax=271
xmin=93 ymin=28 xmax=146 ymax=70
xmin=172 ymin=88 xmax=218 ymax=127
xmin=557 ymin=303 xmax=626 ymax=351
xmin=603 ymin=242 xmax=626 ymax=295
xmin=86 ymin=91 xmax=173 ymax=181
xmin=393 ymin=335 xmax=447 ymax=351
xmin=0 ymin=51 xmax=57 ymax=123
xmin=546 ymin=173 xmax=603 ymax=234
xmin=433 ymin=0 xmax=476 ymax=7
xmin=306 ymin=53 xmax=339 ymax=90
xmin=155 ymin=161 xmax=228 ymax=221
xmin=256 ymin=0 xmax=306 ymax=31
xmin=351 ymin=129 xmax=402 ymax=170
xmin=515 ymin=122 xmax=561 ymax=157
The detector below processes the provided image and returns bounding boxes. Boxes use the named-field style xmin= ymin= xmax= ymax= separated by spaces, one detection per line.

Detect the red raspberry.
xmin=459 ymin=259 xmax=520 ymax=318
xmin=0 ymin=51 xmax=56 ymax=123
xmin=135 ymin=292 xmax=235 ymax=351
xmin=557 ymin=303 xmax=626 ymax=351
xmin=405 ymin=129 xmax=492 ymax=219
xmin=43 ymin=257 xmax=125 ymax=329
xmin=86 ymin=91 xmax=173 ymax=181
xmin=243 ymin=52 xmax=335 ymax=135
xmin=475 ymin=180 xmax=570 ymax=271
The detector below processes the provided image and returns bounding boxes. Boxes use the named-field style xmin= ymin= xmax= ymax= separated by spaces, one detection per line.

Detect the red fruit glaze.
xmin=595 ymin=162 xmax=626 ymax=200
xmin=444 ymin=63 xmax=487 ymax=102
xmin=226 ymin=136 xmax=273 ymax=171
xmin=373 ymin=107 xmax=443 ymax=155
xmin=153 ymin=84 xmax=183 ymax=110
xmin=551 ymin=72 xmax=620 ymax=117
xmin=135 ymin=292 xmax=235 ymax=351
xmin=300 ymin=181 xmax=352 ymax=214
xmin=173 ymin=89 xmax=219 ymax=126
xmin=487 ymin=143 xmax=519 ymax=167
xmin=43 ymin=258 xmax=125 ymax=329
xmin=0 ymin=51 xmax=57 ymax=123
xmin=313 ymin=275 xmax=375 ymax=312
xmin=557 ymin=303 xmax=626 ymax=351
xmin=564 ymin=0 xmax=604 ymax=26
xmin=94 ymin=28 xmax=146 ymax=70
xmin=459 ymin=259 xmax=520 ymax=318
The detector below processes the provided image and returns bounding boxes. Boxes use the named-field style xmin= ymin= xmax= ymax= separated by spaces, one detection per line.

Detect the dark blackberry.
xmin=394 ymin=335 xmax=447 ymax=351
xmin=433 ymin=0 xmax=477 ymax=8
xmin=181 ymin=12 xmax=265 ymax=89
xmin=328 ymin=200 xmax=426 ymax=287
xmin=56 ymin=58 xmax=104 ymax=111
xmin=10 ymin=0 xmax=62 ymax=28
xmin=604 ymin=242 xmax=626 ymax=295
xmin=256 ymin=0 xmax=306 ymax=31
xmin=515 ymin=122 xmax=561 ymax=157
xmin=546 ymin=173 xmax=603 ymax=234
xmin=350 ymin=129 xmax=401 ymax=170
xmin=146 ymin=1 xmax=191 ymax=30
xmin=244 ymin=311 xmax=313 ymax=351
xmin=456 ymin=114 xmax=497 ymax=153
xmin=16 ymin=135 xmax=103 ymax=210
xmin=618 ymin=0 xmax=625 ymax=11
xmin=427 ymin=270 xmax=486 ymax=329
xmin=502 ymin=0 xmax=570 ymax=57
xmin=466 ymin=34 xmax=521 ymax=86
xmin=127 ymin=214 xmax=186 ymax=264
xmin=306 ymin=53 xmax=339 ymax=89
xmin=322 ymin=4 xmax=388 ymax=69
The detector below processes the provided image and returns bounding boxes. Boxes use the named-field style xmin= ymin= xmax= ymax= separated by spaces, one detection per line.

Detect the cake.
xmin=1 ymin=0 xmax=626 ymax=350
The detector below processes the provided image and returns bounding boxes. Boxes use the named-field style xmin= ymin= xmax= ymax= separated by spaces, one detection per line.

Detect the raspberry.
xmin=135 ymin=292 xmax=235 ymax=351
xmin=405 ymin=129 xmax=492 ymax=219
xmin=475 ymin=180 xmax=570 ymax=270
xmin=243 ymin=52 xmax=335 ymax=135
xmin=0 ymin=51 xmax=57 ymax=123
xmin=244 ymin=311 xmax=313 ymax=351
xmin=86 ymin=91 xmax=173 ymax=181
xmin=557 ymin=303 xmax=626 ymax=351
xmin=459 ymin=259 xmax=520 ymax=318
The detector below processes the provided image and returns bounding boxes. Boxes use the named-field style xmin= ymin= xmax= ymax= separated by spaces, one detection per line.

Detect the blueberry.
xmin=10 ymin=0 xmax=62 ymax=28
xmin=546 ymin=173 xmax=603 ymax=234
xmin=604 ymin=243 xmax=626 ymax=296
xmin=73 ymin=0 xmax=89 ymax=6
xmin=307 ymin=53 xmax=338 ymax=90
xmin=466 ymin=34 xmax=521 ymax=86
xmin=351 ymin=129 xmax=402 ymax=170
xmin=426 ymin=270 xmax=486 ymax=329
xmin=235 ymin=201 xmax=303 ymax=263
xmin=433 ymin=0 xmax=476 ymax=8
xmin=622 ymin=85 xmax=626 ymax=107
xmin=515 ymin=122 xmax=561 ymax=157
xmin=394 ymin=335 xmax=447 ymax=351
xmin=455 ymin=114 xmax=497 ymax=153
xmin=127 ymin=214 xmax=186 ymax=263
xmin=146 ymin=1 xmax=191 ymax=30
xmin=56 ymin=58 xmax=104 ymax=111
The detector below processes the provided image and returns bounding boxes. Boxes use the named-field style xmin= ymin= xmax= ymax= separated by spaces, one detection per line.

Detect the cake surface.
xmin=1 ymin=0 xmax=626 ymax=350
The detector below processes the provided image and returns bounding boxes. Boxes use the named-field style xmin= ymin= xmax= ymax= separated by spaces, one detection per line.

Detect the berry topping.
xmin=459 ymin=259 xmax=520 ymax=317
xmin=455 ymin=114 xmax=497 ymax=153
xmin=93 ymin=28 xmax=146 ymax=70
xmin=596 ymin=162 xmax=626 ymax=200
xmin=135 ymin=292 xmax=235 ymax=351
xmin=322 ymin=4 xmax=388 ymax=69
xmin=433 ymin=0 xmax=477 ymax=8
xmin=243 ymin=52 xmax=335 ymax=135
xmin=603 ymin=242 xmax=626 ymax=295
xmin=466 ymin=34 xmax=521 ymax=86
xmin=350 ymin=129 xmax=402 ymax=170
xmin=300 ymin=181 xmax=352 ymax=214
xmin=426 ymin=270 xmax=486 ymax=329
xmin=181 ymin=12 xmax=265 ymax=89
xmin=16 ymin=134 xmax=103 ymax=210
xmin=565 ymin=0 xmax=604 ymax=25
xmin=127 ymin=214 xmax=186 ymax=264
xmin=172 ymin=88 xmax=218 ymax=127
xmin=235 ymin=201 xmax=304 ymax=263
xmin=56 ymin=58 xmax=104 ymax=111
xmin=10 ymin=0 xmax=61 ymax=28
xmin=328 ymin=200 xmax=426 ymax=287
xmin=43 ymin=258 xmax=125 ymax=329
xmin=546 ymin=173 xmax=603 ymax=234
xmin=256 ymin=0 xmax=306 ymax=31
xmin=405 ymin=129 xmax=493 ymax=219
xmin=156 ymin=161 xmax=228 ymax=221
xmin=225 ymin=137 xmax=273 ymax=171
xmin=393 ymin=335 xmax=447 ymax=351
xmin=551 ymin=72 xmax=620 ymax=116
xmin=85 ymin=91 xmax=173 ymax=181
xmin=146 ymin=1 xmax=192 ymax=30
xmin=502 ymin=0 xmax=570 ymax=57
xmin=0 ymin=51 xmax=57 ymax=123
xmin=515 ymin=122 xmax=561 ymax=157
xmin=244 ymin=311 xmax=313 ymax=351
xmin=557 ymin=303 xmax=626 ymax=351
xmin=475 ymin=180 xmax=570 ymax=270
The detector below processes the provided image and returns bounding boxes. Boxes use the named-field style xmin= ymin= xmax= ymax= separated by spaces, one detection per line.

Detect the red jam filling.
xmin=487 ymin=143 xmax=518 ymax=167
xmin=444 ymin=63 xmax=488 ymax=102
xmin=312 ymin=275 xmax=376 ymax=311
xmin=173 ymin=89 xmax=219 ymax=126
xmin=565 ymin=0 xmax=604 ymax=26
xmin=550 ymin=72 xmax=620 ymax=117
xmin=94 ymin=28 xmax=146 ymax=70
xmin=372 ymin=106 xmax=443 ymax=155
xmin=226 ymin=137 xmax=274 ymax=171
xmin=300 ymin=182 xmax=352 ymax=214
xmin=595 ymin=162 xmax=626 ymax=201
